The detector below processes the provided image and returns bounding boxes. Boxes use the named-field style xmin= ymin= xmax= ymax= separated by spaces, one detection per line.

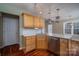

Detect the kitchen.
xmin=0 ymin=3 xmax=79 ymax=56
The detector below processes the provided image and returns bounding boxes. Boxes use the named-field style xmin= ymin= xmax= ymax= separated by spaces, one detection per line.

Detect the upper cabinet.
xmin=34 ymin=16 xmax=40 ymax=28
xmin=39 ymin=17 xmax=44 ymax=28
xmin=23 ymin=13 xmax=34 ymax=28
xmin=22 ymin=13 xmax=44 ymax=29
xmin=34 ymin=16 xmax=44 ymax=28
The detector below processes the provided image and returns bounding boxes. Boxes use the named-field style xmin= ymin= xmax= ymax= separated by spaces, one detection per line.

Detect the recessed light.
xmin=40 ymin=11 xmax=42 ymax=14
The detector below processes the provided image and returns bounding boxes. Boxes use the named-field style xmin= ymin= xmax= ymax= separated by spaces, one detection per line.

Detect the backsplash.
xmin=23 ymin=28 xmax=45 ymax=36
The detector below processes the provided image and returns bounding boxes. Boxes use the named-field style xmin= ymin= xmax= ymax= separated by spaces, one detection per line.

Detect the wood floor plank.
xmin=25 ymin=49 xmax=55 ymax=56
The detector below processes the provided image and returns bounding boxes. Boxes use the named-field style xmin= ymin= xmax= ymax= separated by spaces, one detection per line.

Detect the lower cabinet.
xmin=68 ymin=40 xmax=79 ymax=56
xmin=24 ymin=35 xmax=48 ymax=53
xmin=36 ymin=35 xmax=48 ymax=49
xmin=24 ymin=35 xmax=79 ymax=56
xmin=24 ymin=36 xmax=36 ymax=53
xmin=60 ymin=38 xmax=68 ymax=56
xmin=60 ymin=39 xmax=79 ymax=56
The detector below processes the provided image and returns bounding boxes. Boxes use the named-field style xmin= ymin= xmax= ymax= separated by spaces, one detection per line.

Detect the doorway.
xmin=3 ymin=13 xmax=19 ymax=47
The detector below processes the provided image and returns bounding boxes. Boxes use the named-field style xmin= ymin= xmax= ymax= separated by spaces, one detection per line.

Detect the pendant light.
xmin=55 ymin=8 xmax=60 ymax=23
xmin=47 ymin=7 xmax=61 ymax=23
xmin=48 ymin=6 xmax=53 ymax=24
xmin=34 ymin=3 xmax=39 ymax=29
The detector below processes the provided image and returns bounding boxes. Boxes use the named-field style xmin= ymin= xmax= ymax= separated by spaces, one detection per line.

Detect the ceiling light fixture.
xmin=47 ymin=8 xmax=60 ymax=23
xmin=48 ymin=7 xmax=52 ymax=24
xmin=34 ymin=3 xmax=41 ymax=30
xmin=40 ymin=11 xmax=42 ymax=14
xmin=55 ymin=8 xmax=60 ymax=23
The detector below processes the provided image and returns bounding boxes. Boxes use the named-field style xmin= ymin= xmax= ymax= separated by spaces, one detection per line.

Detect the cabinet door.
xmin=24 ymin=36 xmax=36 ymax=53
xmin=23 ymin=14 xmax=34 ymax=28
xmin=36 ymin=39 xmax=42 ymax=49
xmin=39 ymin=18 xmax=44 ymax=28
xmin=26 ymin=37 xmax=31 ymax=45
xmin=60 ymin=39 xmax=68 ymax=56
xmin=34 ymin=16 xmax=40 ymax=28
xmin=31 ymin=36 xmax=36 ymax=47
xmin=42 ymin=38 xmax=48 ymax=49
xmin=68 ymin=40 xmax=79 ymax=56
xmin=34 ymin=16 xmax=44 ymax=28
xmin=36 ymin=35 xmax=48 ymax=49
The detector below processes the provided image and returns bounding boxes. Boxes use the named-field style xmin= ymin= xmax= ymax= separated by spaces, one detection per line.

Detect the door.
xmin=3 ymin=15 xmax=19 ymax=47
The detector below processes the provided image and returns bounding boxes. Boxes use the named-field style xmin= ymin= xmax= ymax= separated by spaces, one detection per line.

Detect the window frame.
xmin=48 ymin=23 xmax=53 ymax=34
xmin=63 ymin=20 xmax=79 ymax=35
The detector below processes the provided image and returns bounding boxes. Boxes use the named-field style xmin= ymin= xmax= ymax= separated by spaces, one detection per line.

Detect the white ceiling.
xmin=1 ymin=3 xmax=79 ymax=21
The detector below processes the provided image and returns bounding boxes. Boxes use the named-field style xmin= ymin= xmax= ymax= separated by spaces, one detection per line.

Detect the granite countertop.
xmin=71 ymin=35 xmax=79 ymax=41
xmin=47 ymin=33 xmax=79 ymax=41
xmin=22 ymin=33 xmax=79 ymax=41
xmin=47 ymin=33 xmax=72 ymax=39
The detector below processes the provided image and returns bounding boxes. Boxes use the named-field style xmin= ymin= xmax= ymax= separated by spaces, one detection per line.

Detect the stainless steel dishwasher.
xmin=48 ymin=36 xmax=60 ymax=55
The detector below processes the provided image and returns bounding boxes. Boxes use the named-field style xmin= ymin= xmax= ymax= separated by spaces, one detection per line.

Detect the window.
xmin=64 ymin=20 xmax=79 ymax=35
xmin=73 ymin=22 xmax=79 ymax=34
xmin=64 ymin=23 xmax=72 ymax=34
xmin=48 ymin=24 xmax=53 ymax=34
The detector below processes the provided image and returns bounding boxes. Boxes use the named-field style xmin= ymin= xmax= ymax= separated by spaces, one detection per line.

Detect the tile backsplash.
xmin=23 ymin=28 xmax=45 ymax=36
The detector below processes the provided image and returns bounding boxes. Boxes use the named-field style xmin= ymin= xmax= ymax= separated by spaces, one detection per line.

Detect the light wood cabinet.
xmin=60 ymin=39 xmax=68 ymax=56
xmin=23 ymin=13 xmax=34 ymax=28
xmin=34 ymin=16 xmax=40 ymax=28
xmin=39 ymin=17 xmax=44 ymax=28
xmin=24 ymin=35 xmax=48 ymax=53
xmin=36 ymin=35 xmax=48 ymax=49
xmin=22 ymin=13 xmax=44 ymax=29
xmin=68 ymin=40 xmax=79 ymax=56
xmin=24 ymin=36 xmax=36 ymax=53
xmin=34 ymin=16 xmax=44 ymax=28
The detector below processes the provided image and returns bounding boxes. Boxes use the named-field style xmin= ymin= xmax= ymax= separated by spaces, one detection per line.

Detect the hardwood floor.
xmin=25 ymin=49 xmax=55 ymax=56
